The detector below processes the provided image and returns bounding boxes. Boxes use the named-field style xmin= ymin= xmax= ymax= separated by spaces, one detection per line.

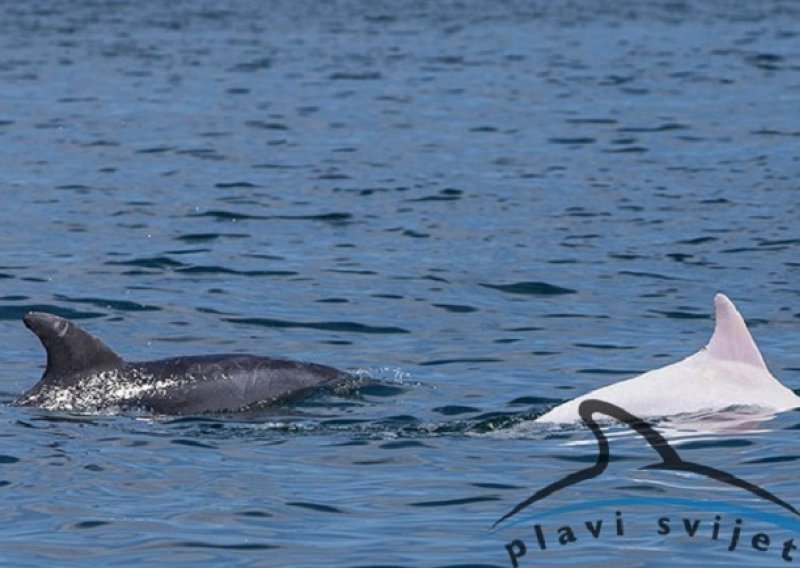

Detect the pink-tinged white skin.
xmin=535 ymin=294 xmax=800 ymax=424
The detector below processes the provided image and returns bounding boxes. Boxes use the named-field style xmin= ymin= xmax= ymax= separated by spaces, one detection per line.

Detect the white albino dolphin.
xmin=536 ymin=294 xmax=800 ymax=423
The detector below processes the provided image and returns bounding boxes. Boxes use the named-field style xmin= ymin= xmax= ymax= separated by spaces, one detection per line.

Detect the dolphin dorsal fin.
xmin=24 ymin=312 xmax=124 ymax=384
xmin=705 ymin=294 xmax=768 ymax=370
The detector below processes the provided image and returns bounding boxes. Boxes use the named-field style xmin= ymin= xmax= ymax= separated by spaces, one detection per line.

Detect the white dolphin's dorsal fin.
xmin=705 ymin=293 xmax=768 ymax=370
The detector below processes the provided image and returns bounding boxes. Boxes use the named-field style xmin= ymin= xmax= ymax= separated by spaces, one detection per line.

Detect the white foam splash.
xmin=351 ymin=366 xmax=412 ymax=383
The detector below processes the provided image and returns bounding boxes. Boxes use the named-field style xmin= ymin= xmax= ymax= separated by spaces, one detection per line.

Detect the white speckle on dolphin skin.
xmin=28 ymin=370 xmax=188 ymax=413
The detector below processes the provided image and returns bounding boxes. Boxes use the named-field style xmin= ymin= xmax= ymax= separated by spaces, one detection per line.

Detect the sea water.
xmin=1 ymin=1 xmax=799 ymax=565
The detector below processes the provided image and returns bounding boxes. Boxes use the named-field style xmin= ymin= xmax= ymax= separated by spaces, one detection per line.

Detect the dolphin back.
xmin=130 ymin=354 xmax=355 ymax=414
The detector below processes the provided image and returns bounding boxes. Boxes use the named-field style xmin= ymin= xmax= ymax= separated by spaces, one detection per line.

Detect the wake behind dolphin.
xmin=536 ymin=294 xmax=800 ymax=423
xmin=14 ymin=312 xmax=360 ymax=414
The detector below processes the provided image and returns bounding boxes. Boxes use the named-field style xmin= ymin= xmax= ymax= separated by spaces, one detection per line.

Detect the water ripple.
xmin=480 ymin=281 xmax=577 ymax=296
xmin=224 ymin=317 xmax=410 ymax=335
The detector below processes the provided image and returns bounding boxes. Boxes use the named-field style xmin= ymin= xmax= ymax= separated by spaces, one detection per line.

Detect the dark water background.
xmin=1 ymin=1 xmax=799 ymax=565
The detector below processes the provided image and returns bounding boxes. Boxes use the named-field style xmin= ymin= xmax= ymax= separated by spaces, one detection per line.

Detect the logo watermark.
xmin=495 ymin=400 xmax=800 ymax=565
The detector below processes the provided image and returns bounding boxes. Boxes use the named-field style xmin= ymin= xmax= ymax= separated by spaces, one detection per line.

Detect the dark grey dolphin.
xmin=14 ymin=312 xmax=359 ymax=414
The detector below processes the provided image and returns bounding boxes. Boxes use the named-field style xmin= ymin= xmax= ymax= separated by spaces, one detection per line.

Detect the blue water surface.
xmin=1 ymin=1 xmax=799 ymax=566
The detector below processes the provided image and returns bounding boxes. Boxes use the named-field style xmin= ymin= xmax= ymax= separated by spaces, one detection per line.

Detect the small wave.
xmin=106 ymin=256 xmax=186 ymax=270
xmin=0 ymin=305 xmax=103 ymax=321
xmin=480 ymin=281 xmax=577 ymax=296
xmin=176 ymin=266 xmax=297 ymax=277
xmin=53 ymin=295 xmax=160 ymax=312
xmin=224 ymin=317 xmax=409 ymax=335
xmin=191 ymin=210 xmax=353 ymax=224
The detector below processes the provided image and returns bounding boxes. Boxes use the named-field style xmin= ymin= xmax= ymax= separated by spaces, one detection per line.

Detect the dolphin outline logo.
xmin=494 ymin=399 xmax=800 ymax=528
